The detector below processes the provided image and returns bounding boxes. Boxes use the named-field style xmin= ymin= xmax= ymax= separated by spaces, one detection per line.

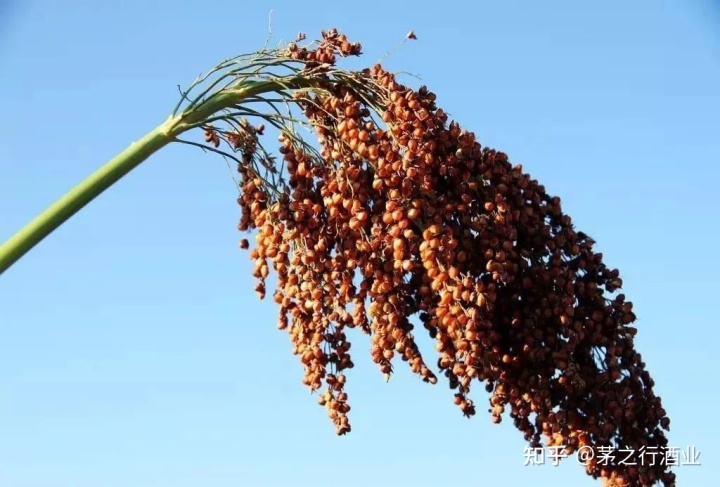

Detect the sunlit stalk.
xmin=0 ymin=41 xmax=346 ymax=276
xmin=0 ymin=121 xmax=174 ymax=274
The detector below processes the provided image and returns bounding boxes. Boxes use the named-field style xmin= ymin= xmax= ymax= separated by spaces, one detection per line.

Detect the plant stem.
xmin=0 ymin=119 xmax=178 ymax=275
xmin=0 ymin=76 xmax=315 ymax=276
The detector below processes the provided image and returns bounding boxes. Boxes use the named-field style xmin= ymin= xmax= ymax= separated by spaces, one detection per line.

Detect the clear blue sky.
xmin=1 ymin=1 xmax=718 ymax=486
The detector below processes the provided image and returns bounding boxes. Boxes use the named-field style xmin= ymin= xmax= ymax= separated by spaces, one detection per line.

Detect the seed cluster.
xmin=213 ymin=30 xmax=673 ymax=487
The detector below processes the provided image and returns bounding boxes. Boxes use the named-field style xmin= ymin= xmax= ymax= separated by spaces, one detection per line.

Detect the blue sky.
xmin=0 ymin=1 xmax=718 ymax=486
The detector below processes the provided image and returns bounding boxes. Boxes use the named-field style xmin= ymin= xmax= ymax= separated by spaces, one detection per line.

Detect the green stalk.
xmin=0 ymin=121 xmax=176 ymax=275
xmin=0 ymin=78 xmax=309 ymax=276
